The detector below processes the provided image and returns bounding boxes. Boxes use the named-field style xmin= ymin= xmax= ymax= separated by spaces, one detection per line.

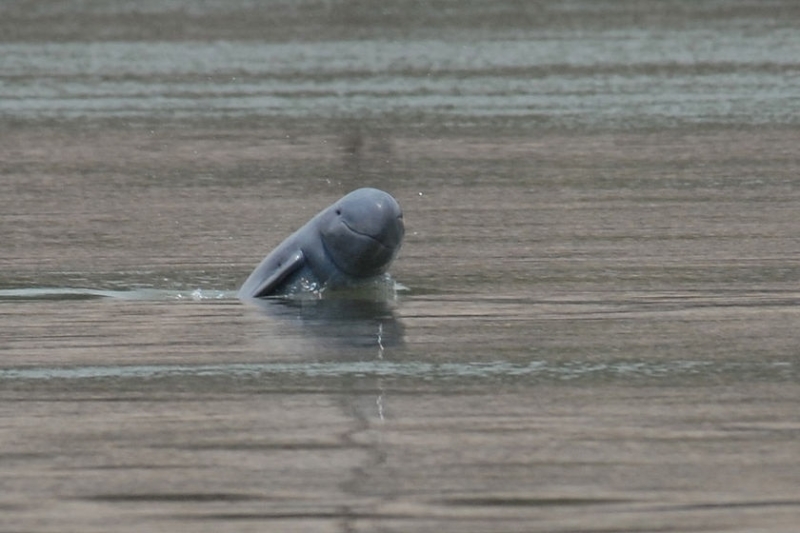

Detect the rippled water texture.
xmin=2 ymin=1 xmax=800 ymax=532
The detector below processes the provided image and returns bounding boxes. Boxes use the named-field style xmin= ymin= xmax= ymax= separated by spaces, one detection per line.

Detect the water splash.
xmin=376 ymin=390 xmax=385 ymax=421
xmin=181 ymin=288 xmax=231 ymax=301
xmin=377 ymin=323 xmax=385 ymax=360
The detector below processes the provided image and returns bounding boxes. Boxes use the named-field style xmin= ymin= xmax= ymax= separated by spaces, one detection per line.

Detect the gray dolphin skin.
xmin=238 ymin=188 xmax=404 ymax=299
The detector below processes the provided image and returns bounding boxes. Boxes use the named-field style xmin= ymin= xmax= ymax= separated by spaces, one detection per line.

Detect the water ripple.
xmin=0 ymin=359 xmax=792 ymax=382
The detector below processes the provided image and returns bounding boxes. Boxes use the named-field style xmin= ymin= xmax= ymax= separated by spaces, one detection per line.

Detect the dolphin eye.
xmin=335 ymin=208 xmax=342 ymax=216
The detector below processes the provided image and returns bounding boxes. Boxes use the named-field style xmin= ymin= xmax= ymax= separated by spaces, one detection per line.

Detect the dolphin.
xmin=238 ymin=188 xmax=404 ymax=299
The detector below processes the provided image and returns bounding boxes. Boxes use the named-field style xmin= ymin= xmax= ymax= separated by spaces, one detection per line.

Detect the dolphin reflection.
xmin=245 ymin=296 xmax=405 ymax=353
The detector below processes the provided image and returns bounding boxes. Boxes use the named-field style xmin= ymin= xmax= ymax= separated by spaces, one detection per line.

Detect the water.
xmin=2 ymin=1 xmax=800 ymax=531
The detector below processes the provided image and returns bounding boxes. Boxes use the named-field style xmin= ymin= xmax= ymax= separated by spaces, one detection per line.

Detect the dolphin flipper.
xmin=250 ymin=250 xmax=305 ymax=298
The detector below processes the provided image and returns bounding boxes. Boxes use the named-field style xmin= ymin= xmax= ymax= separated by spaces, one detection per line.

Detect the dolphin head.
xmin=320 ymin=188 xmax=404 ymax=278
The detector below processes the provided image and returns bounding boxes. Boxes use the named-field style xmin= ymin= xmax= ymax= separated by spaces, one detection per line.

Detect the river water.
xmin=2 ymin=1 xmax=800 ymax=532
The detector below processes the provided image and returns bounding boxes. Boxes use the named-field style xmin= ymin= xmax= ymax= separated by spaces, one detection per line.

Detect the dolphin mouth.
xmin=341 ymin=219 xmax=396 ymax=250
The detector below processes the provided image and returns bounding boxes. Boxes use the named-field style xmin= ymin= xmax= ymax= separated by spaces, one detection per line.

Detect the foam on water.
xmin=0 ymin=276 xmax=404 ymax=302
xmin=0 ymin=287 xmax=236 ymax=301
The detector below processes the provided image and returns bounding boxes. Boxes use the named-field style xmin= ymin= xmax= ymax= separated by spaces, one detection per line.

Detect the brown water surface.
xmin=1 ymin=1 xmax=799 ymax=532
